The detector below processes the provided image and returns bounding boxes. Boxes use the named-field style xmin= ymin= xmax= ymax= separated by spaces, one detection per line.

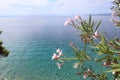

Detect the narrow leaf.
xmin=89 ymin=15 xmax=92 ymax=25
xmin=107 ymin=69 xmax=120 ymax=72
xmin=94 ymin=21 xmax=101 ymax=32
xmin=96 ymin=55 xmax=111 ymax=62
xmin=110 ymin=64 xmax=120 ymax=68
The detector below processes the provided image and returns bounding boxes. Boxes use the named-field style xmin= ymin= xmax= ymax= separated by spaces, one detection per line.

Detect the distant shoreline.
xmin=91 ymin=13 xmax=111 ymax=16
xmin=0 ymin=13 xmax=111 ymax=17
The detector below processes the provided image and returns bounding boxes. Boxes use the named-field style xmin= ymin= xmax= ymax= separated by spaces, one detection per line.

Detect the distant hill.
xmin=91 ymin=13 xmax=111 ymax=16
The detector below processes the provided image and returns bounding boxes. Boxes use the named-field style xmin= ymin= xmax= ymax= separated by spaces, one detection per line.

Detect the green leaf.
xmin=60 ymin=57 xmax=78 ymax=60
xmin=58 ymin=59 xmax=65 ymax=62
xmin=89 ymin=15 xmax=92 ymax=25
xmin=90 ymin=46 xmax=97 ymax=48
xmin=98 ymin=51 xmax=104 ymax=55
xmin=107 ymin=69 xmax=120 ymax=72
xmin=96 ymin=55 xmax=111 ymax=62
xmin=110 ymin=64 xmax=120 ymax=68
xmin=100 ymin=33 xmax=111 ymax=53
xmin=111 ymin=49 xmax=120 ymax=53
xmin=81 ymin=22 xmax=87 ymax=32
xmin=94 ymin=21 xmax=102 ymax=32
xmin=91 ymin=21 xmax=95 ymax=28
xmin=113 ymin=55 xmax=120 ymax=60
xmin=79 ymin=26 xmax=84 ymax=31
xmin=115 ymin=41 xmax=120 ymax=47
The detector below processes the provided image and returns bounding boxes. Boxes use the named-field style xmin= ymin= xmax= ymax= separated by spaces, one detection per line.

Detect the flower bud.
xmin=64 ymin=18 xmax=74 ymax=26
xmin=112 ymin=72 xmax=116 ymax=75
xmin=83 ymin=73 xmax=88 ymax=79
xmin=74 ymin=15 xmax=82 ymax=20
xmin=70 ymin=42 xmax=75 ymax=48
xmin=73 ymin=62 xmax=79 ymax=69
xmin=56 ymin=62 xmax=63 ymax=69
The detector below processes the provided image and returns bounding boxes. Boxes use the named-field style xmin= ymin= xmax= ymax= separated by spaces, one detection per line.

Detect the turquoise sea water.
xmin=0 ymin=15 xmax=119 ymax=80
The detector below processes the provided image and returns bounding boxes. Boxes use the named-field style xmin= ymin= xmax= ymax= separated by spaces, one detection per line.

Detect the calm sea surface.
xmin=0 ymin=15 xmax=119 ymax=80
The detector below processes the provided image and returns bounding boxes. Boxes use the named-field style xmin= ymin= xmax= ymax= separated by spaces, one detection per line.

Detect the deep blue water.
xmin=0 ymin=15 xmax=119 ymax=80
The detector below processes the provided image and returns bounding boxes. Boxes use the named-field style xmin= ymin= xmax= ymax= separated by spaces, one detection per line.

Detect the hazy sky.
xmin=0 ymin=0 xmax=113 ymax=15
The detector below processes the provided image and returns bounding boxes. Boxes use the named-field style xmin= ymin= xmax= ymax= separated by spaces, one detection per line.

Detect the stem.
xmin=60 ymin=57 xmax=78 ymax=60
xmin=84 ymin=43 xmax=86 ymax=51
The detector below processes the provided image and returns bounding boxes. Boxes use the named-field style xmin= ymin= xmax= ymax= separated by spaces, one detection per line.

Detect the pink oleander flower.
xmin=74 ymin=15 xmax=82 ymax=20
xmin=114 ymin=0 xmax=120 ymax=3
xmin=73 ymin=62 xmax=79 ymax=69
xmin=87 ymin=68 xmax=92 ymax=73
xmin=56 ymin=48 xmax=61 ymax=53
xmin=64 ymin=18 xmax=74 ymax=26
xmin=103 ymin=62 xmax=111 ymax=67
xmin=83 ymin=73 xmax=88 ymax=79
xmin=56 ymin=48 xmax=64 ymax=57
xmin=70 ymin=42 xmax=75 ymax=48
xmin=112 ymin=12 xmax=119 ymax=17
xmin=112 ymin=19 xmax=120 ymax=23
xmin=112 ymin=72 xmax=116 ymax=75
xmin=93 ymin=31 xmax=100 ymax=39
xmin=51 ymin=53 xmax=59 ymax=60
xmin=114 ymin=23 xmax=120 ymax=27
xmin=58 ymin=51 xmax=64 ymax=57
xmin=56 ymin=62 xmax=63 ymax=69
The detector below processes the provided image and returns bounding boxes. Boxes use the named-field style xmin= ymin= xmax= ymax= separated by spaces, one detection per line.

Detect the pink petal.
xmin=56 ymin=48 xmax=61 ymax=53
xmin=51 ymin=53 xmax=59 ymax=60
xmin=74 ymin=15 xmax=82 ymax=20
xmin=93 ymin=31 xmax=100 ymax=39
xmin=83 ymin=73 xmax=88 ymax=79
xmin=70 ymin=42 xmax=75 ymax=48
xmin=64 ymin=18 xmax=74 ymax=26
xmin=56 ymin=62 xmax=63 ymax=69
xmin=58 ymin=51 xmax=64 ymax=57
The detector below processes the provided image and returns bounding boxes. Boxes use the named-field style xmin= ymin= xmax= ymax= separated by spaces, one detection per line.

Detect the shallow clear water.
xmin=0 ymin=15 xmax=119 ymax=80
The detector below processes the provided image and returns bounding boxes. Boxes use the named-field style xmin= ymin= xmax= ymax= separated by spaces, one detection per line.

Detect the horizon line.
xmin=0 ymin=13 xmax=111 ymax=17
